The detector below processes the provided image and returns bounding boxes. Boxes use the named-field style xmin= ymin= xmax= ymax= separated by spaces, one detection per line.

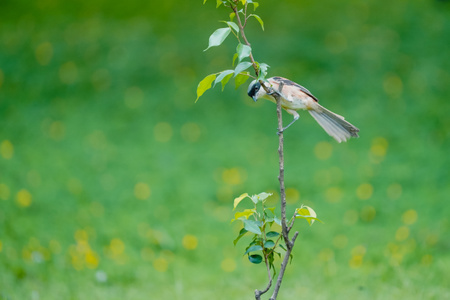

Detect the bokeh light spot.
xmin=182 ymin=234 xmax=198 ymax=250
xmin=75 ymin=229 xmax=89 ymax=241
xmin=16 ymin=189 xmax=32 ymax=207
xmin=349 ymin=246 xmax=366 ymax=268
xmin=370 ymin=137 xmax=388 ymax=163
xmin=332 ymin=235 xmax=348 ymax=249
xmin=89 ymin=201 xmax=104 ymax=217
xmin=134 ymin=182 xmax=151 ymax=200
xmin=221 ymin=258 xmax=236 ymax=272
xmin=0 ymin=183 xmax=10 ymax=200
xmin=324 ymin=31 xmax=348 ymax=54
xmin=402 ymin=209 xmax=418 ymax=225
xmin=27 ymin=170 xmax=42 ymax=187
xmin=95 ymin=270 xmax=108 ymax=283
xmin=153 ymin=257 xmax=168 ymax=272
xmin=49 ymin=240 xmax=61 ymax=254
xmin=91 ymin=68 xmax=111 ymax=91
xmin=222 ymin=168 xmax=246 ymax=185
xmin=325 ymin=187 xmax=343 ymax=203
xmin=35 ymin=42 xmax=53 ymax=66
xmin=318 ymin=248 xmax=334 ymax=262
xmin=356 ymin=183 xmax=373 ymax=200
xmin=314 ymin=141 xmax=333 ymax=160
xmin=49 ymin=121 xmax=66 ymax=140
xmin=59 ymin=61 xmax=78 ymax=84
xmin=421 ymin=254 xmax=433 ymax=266
xmin=286 ymin=188 xmax=300 ymax=204
xmin=395 ymin=226 xmax=410 ymax=241
xmin=181 ymin=122 xmax=201 ymax=143
xmin=67 ymin=178 xmax=83 ymax=195
xmin=383 ymin=73 xmax=403 ymax=98
xmin=349 ymin=255 xmax=363 ymax=269
xmin=86 ymin=130 xmax=108 ymax=150
xmin=0 ymin=140 xmax=14 ymax=159
xmin=360 ymin=205 xmax=376 ymax=222
xmin=425 ymin=233 xmax=438 ymax=247
xmin=343 ymin=210 xmax=359 ymax=225
xmin=85 ymin=250 xmax=100 ymax=269
xmin=109 ymin=238 xmax=125 ymax=256
xmin=154 ymin=122 xmax=173 ymax=143
xmin=124 ymin=86 xmax=144 ymax=109
xmin=212 ymin=204 xmax=231 ymax=222
xmin=387 ymin=183 xmax=402 ymax=200
xmin=141 ymin=247 xmax=155 ymax=261
xmin=351 ymin=245 xmax=367 ymax=256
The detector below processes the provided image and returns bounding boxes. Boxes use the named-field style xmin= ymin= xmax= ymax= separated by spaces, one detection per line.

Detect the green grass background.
xmin=0 ymin=0 xmax=449 ymax=299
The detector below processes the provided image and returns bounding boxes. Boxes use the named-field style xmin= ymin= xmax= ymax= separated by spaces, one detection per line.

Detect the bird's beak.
xmin=252 ymin=96 xmax=258 ymax=102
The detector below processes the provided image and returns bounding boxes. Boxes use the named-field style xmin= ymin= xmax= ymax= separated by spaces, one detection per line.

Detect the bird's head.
xmin=247 ymin=80 xmax=263 ymax=102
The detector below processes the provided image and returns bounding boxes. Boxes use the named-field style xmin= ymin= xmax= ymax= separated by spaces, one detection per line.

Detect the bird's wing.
xmin=269 ymin=77 xmax=319 ymax=102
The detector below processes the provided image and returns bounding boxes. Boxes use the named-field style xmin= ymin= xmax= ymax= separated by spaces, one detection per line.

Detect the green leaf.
xmin=229 ymin=12 xmax=235 ymax=21
xmin=203 ymin=0 xmax=208 ymax=4
xmin=248 ymin=254 xmax=263 ymax=264
xmin=274 ymin=216 xmax=282 ymax=226
xmin=221 ymin=73 xmax=234 ymax=91
xmin=234 ymin=61 xmax=253 ymax=76
xmin=252 ymin=2 xmax=259 ymax=10
xmin=232 ymin=53 xmax=238 ymax=67
xmin=233 ymin=193 xmax=249 ymax=210
xmin=243 ymin=219 xmax=262 ymax=235
xmin=250 ymin=192 xmax=272 ymax=204
xmin=296 ymin=205 xmax=321 ymax=225
xmin=266 ymin=207 xmax=276 ymax=214
xmin=264 ymin=240 xmax=275 ymax=249
xmin=249 ymin=14 xmax=264 ymax=31
xmin=216 ymin=0 xmax=222 ymax=8
xmin=233 ymin=228 xmax=248 ymax=246
xmin=236 ymin=44 xmax=252 ymax=63
xmin=244 ymin=245 xmax=263 ymax=255
xmin=258 ymin=63 xmax=270 ymax=80
xmin=256 ymin=192 xmax=272 ymax=202
xmin=295 ymin=214 xmax=322 ymax=225
xmin=235 ymin=72 xmax=250 ymax=89
xmin=214 ymin=70 xmax=234 ymax=87
xmin=231 ymin=209 xmax=255 ymax=222
xmin=204 ymin=27 xmax=231 ymax=51
xmin=196 ymin=73 xmax=217 ymax=102
xmin=266 ymin=231 xmax=280 ymax=238
xmin=226 ymin=21 xmax=239 ymax=33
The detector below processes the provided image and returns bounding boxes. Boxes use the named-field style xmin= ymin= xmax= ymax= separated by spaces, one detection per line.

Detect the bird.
xmin=247 ymin=76 xmax=360 ymax=143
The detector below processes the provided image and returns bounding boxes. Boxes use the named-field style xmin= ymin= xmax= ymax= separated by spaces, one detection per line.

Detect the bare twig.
xmin=231 ymin=4 xmax=259 ymax=76
xmin=255 ymin=254 xmax=273 ymax=300
xmin=270 ymin=232 xmax=299 ymax=300
xmin=274 ymin=83 xmax=291 ymax=249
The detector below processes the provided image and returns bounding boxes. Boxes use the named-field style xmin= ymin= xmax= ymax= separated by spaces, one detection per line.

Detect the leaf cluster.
xmin=196 ymin=0 xmax=268 ymax=102
xmin=232 ymin=193 xmax=321 ymax=273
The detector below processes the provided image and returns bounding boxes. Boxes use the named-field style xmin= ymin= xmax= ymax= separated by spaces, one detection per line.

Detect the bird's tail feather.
xmin=308 ymin=104 xmax=359 ymax=143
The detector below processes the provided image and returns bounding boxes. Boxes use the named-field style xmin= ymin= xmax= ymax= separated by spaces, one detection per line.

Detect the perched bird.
xmin=247 ymin=76 xmax=360 ymax=143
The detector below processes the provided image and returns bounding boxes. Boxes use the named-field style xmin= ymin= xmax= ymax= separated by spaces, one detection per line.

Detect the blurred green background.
xmin=1 ymin=0 xmax=449 ymax=299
